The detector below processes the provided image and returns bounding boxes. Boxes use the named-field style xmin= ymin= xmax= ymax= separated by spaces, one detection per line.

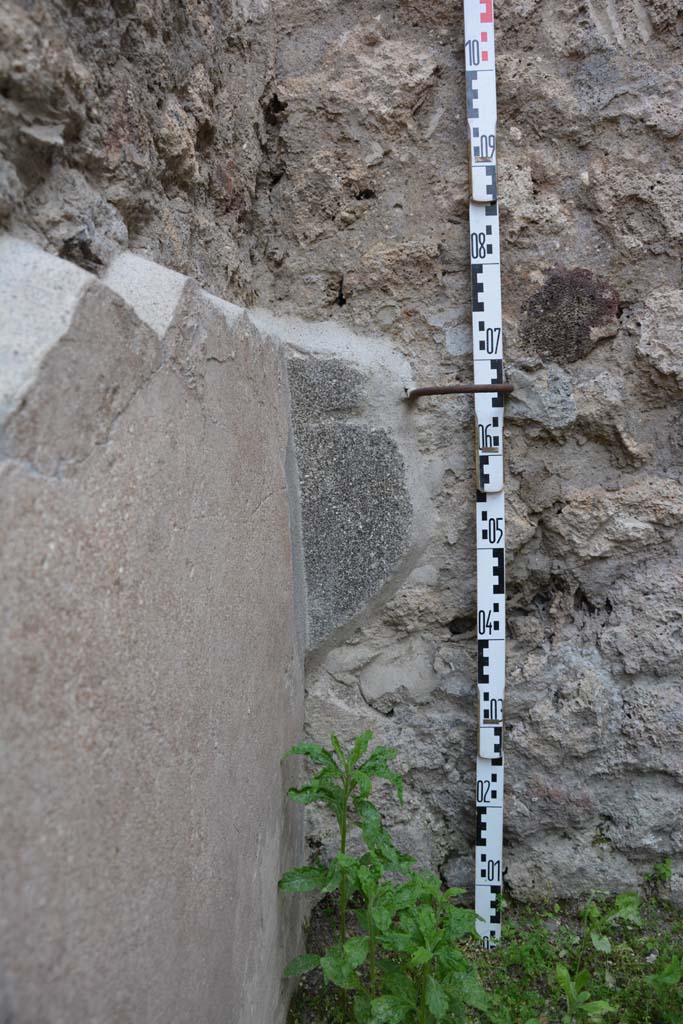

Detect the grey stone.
xmin=507 ymin=363 xmax=577 ymax=432
xmin=19 ymin=123 xmax=65 ymax=149
xmin=359 ymin=635 xmax=438 ymax=711
xmin=28 ymin=169 xmax=129 ymax=272
xmin=0 ymin=158 xmax=23 ymax=224
xmin=600 ymin=563 xmax=683 ymax=677
xmin=637 ymin=288 xmax=683 ymax=387
xmin=545 ymin=478 xmax=683 ymax=560
xmin=506 ymin=838 xmax=641 ymax=902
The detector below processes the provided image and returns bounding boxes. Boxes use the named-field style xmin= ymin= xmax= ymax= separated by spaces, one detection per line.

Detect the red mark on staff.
xmin=480 ymin=0 xmax=493 ymax=23
xmin=482 ymin=50 xmax=489 ymax=60
xmin=481 ymin=31 xmax=488 ymax=41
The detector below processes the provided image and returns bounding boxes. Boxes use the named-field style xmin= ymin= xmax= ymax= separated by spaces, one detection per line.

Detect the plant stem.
xmin=419 ymin=965 xmax=429 ymax=1024
xmin=339 ymin=774 xmax=349 ymax=946
xmin=368 ymin=909 xmax=376 ymax=997
xmin=339 ymin=770 xmax=351 ymax=1022
xmin=575 ymin=892 xmax=594 ymax=977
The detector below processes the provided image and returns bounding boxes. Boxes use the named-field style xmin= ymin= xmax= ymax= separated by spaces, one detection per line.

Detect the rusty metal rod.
xmin=404 ymin=383 xmax=514 ymax=400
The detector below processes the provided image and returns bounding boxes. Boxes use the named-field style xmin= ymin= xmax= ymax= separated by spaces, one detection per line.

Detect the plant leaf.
xmin=282 ymin=742 xmax=339 ymax=771
xmin=353 ymin=770 xmax=373 ymax=799
xmin=657 ymin=958 xmax=683 ymax=985
xmin=460 ymin=971 xmax=493 ymax=1012
xmin=380 ymin=930 xmax=417 ymax=954
xmin=330 ymin=734 xmax=346 ymax=764
xmin=353 ymin=991 xmax=373 ymax=1024
xmin=283 ymin=953 xmax=320 ymax=977
xmin=286 ymin=784 xmax=320 ymax=805
xmin=376 ymin=768 xmax=404 ymax=803
xmin=360 ymin=745 xmax=397 ymax=769
xmin=556 ymin=963 xmax=573 ymax=997
xmin=321 ymin=852 xmax=360 ymax=894
xmin=436 ymin=946 xmax=470 ymax=973
xmin=378 ymin=962 xmax=417 ymax=1002
xmin=278 ymin=866 xmax=327 ymax=893
xmin=320 ymin=944 xmax=360 ymax=990
xmin=575 ymin=969 xmax=592 ymax=992
xmin=409 ymin=945 xmax=432 ymax=967
xmin=369 ymin=995 xmax=410 ymax=1024
xmin=590 ymin=931 xmax=612 ymax=953
xmin=316 ymin=779 xmax=346 ymax=807
xmin=608 ymin=892 xmax=643 ymax=927
xmin=371 ymin=905 xmax=393 ymax=933
xmin=416 ymin=905 xmax=438 ymax=947
xmin=582 ymin=1000 xmax=615 ymax=1018
xmin=344 ymin=935 xmax=370 ymax=969
xmin=426 ymin=975 xmax=449 ymax=1021
xmin=445 ymin=904 xmax=478 ymax=942
xmin=349 ymin=730 xmax=374 ymax=766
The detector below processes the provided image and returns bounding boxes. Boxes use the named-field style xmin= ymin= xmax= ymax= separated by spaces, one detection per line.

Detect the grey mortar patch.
xmin=286 ymin=356 xmax=366 ymax=417
xmin=521 ymin=267 xmax=620 ymax=364
xmin=287 ymin=355 xmax=411 ymax=650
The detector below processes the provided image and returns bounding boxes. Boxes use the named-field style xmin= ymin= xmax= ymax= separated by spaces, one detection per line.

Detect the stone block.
xmin=0 ymin=241 xmax=304 ymax=1024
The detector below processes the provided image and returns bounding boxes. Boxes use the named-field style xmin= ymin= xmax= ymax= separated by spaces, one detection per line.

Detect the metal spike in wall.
xmin=464 ymin=0 xmax=505 ymax=949
xmin=405 ymin=0 xmax=508 ymax=949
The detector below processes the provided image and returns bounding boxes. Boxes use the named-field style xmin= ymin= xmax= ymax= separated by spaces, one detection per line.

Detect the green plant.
xmin=360 ymin=871 xmax=491 ymax=1024
xmin=549 ymin=891 xmax=650 ymax=1022
xmin=281 ymin=735 xmax=683 ymax=1024
xmin=645 ymin=857 xmax=673 ymax=891
xmin=645 ymin=955 xmax=682 ymax=1023
xmin=555 ymin=964 xmax=614 ymax=1023
xmin=279 ymin=731 xmax=493 ymax=1023
xmin=279 ymin=731 xmax=405 ymax=945
xmin=580 ymin=891 xmax=643 ymax=957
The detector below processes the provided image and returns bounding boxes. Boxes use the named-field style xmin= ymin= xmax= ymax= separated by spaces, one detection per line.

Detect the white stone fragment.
xmin=104 ymin=252 xmax=189 ymax=337
xmin=0 ymin=234 xmax=91 ymax=419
